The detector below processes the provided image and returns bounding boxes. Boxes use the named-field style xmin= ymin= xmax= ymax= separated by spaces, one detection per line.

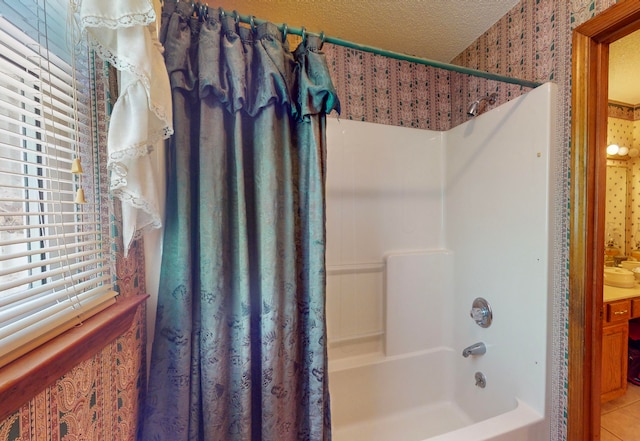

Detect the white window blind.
xmin=0 ymin=1 xmax=116 ymax=368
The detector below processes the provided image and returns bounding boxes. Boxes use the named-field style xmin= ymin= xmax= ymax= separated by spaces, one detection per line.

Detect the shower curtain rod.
xmin=174 ymin=2 xmax=541 ymax=89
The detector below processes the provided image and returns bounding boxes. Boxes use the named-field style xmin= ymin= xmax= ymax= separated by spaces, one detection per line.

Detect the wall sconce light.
xmin=607 ymin=144 xmax=620 ymax=155
xmin=607 ymin=144 xmax=636 ymax=157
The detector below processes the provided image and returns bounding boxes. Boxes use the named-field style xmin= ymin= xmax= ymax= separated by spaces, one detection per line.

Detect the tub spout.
xmin=462 ymin=342 xmax=486 ymax=358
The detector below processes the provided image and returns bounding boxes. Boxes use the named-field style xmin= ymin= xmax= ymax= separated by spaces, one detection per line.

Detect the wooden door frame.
xmin=570 ymin=1 xmax=640 ymax=440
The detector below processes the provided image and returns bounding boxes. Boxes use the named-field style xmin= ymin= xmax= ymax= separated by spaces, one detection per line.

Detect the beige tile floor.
xmin=601 ymin=383 xmax=640 ymax=440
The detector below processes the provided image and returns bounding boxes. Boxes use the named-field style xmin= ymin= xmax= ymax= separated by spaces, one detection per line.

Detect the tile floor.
xmin=601 ymin=383 xmax=640 ymax=440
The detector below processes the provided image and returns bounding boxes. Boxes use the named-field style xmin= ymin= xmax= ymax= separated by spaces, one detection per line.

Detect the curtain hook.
xmin=200 ymin=3 xmax=208 ymax=21
xmin=233 ymin=10 xmax=239 ymax=25
xmin=281 ymin=23 xmax=288 ymax=42
xmin=250 ymin=15 xmax=256 ymax=33
xmin=319 ymin=31 xmax=325 ymax=44
xmin=301 ymin=26 xmax=306 ymax=44
xmin=218 ymin=7 xmax=225 ymax=19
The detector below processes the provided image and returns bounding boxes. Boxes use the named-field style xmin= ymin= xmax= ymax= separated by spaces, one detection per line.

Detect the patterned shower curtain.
xmin=142 ymin=3 xmax=340 ymax=440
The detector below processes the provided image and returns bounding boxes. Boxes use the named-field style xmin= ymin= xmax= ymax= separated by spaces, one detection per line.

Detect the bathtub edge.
xmin=422 ymin=398 xmax=544 ymax=441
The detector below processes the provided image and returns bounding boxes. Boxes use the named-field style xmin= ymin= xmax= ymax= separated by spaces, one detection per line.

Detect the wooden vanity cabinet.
xmin=602 ymin=299 xmax=631 ymax=403
xmin=632 ymin=298 xmax=640 ymax=318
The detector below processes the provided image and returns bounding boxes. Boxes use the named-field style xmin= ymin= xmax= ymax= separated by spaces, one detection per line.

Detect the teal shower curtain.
xmin=142 ymin=3 xmax=339 ymax=440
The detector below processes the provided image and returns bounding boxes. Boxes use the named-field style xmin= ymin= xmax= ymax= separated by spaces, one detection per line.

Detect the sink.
xmin=621 ymin=261 xmax=640 ymax=271
xmin=604 ymin=267 xmax=635 ymax=288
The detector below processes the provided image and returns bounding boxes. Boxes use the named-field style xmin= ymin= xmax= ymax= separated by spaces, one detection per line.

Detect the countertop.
xmin=604 ymin=284 xmax=640 ymax=302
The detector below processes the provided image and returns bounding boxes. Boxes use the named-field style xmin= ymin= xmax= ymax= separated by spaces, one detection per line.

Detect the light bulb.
xmin=618 ymin=146 xmax=629 ymax=156
xmin=607 ymin=144 xmax=620 ymax=155
xmin=630 ymin=148 xmax=640 ymax=158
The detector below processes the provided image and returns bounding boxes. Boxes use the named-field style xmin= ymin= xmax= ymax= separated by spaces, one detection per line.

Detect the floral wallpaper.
xmin=0 ymin=57 xmax=147 ymax=441
xmin=0 ymin=305 xmax=145 ymax=441
xmin=605 ymin=160 xmax=628 ymax=252
xmin=610 ymin=102 xmax=636 ymax=120
xmin=322 ymin=45 xmax=532 ymax=131
xmin=609 ymin=118 xmax=635 ymax=148
xmin=628 ymin=158 xmax=640 ymax=251
xmin=324 ymin=47 xmax=452 ymax=130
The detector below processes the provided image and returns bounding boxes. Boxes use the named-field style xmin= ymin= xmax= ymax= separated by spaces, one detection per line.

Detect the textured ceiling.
xmin=204 ymin=1 xmax=640 ymax=103
xmin=609 ymin=29 xmax=640 ymax=106
xmin=212 ymin=0 xmax=521 ymax=63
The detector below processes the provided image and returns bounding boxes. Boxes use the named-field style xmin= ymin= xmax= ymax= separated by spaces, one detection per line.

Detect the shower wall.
xmin=452 ymin=3 xmax=616 ymax=434
xmin=446 ymin=83 xmax=556 ymax=421
xmin=326 ymin=82 xmax=556 ymax=425
xmin=325 ymin=121 xmax=444 ymax=359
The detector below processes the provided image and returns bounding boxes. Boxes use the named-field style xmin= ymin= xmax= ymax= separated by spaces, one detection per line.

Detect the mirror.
xmin=605 ymin=28 xmax=640 ymax=263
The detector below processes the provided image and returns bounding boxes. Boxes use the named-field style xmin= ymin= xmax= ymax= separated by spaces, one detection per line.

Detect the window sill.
xmin=0 ymin=294 xmax=148 ymax=422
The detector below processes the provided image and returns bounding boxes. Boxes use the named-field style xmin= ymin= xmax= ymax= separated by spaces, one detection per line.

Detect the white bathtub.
xmin=329 ymin=348 xmax=545 ymax=441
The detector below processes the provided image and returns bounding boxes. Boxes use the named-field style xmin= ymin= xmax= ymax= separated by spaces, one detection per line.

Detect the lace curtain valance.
xmin=72 ymin=0 xmax=173 ymax=254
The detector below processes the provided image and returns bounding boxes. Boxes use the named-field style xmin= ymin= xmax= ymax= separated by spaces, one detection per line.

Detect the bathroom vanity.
xmin=602 ymin=285 xmax=640 ymax=402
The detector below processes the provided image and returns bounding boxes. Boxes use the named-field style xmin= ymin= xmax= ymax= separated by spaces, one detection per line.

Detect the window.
xmin=0 ymin=0 xmax=116 ymax=368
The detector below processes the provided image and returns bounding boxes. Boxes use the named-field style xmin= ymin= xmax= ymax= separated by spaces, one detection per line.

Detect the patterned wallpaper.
xmin=609 ymin=117 xmax=635 ymax=147
xmin=605 ymin=161 xmax=627 ymax=252
xmin=322 ymin=46 xmax=533 ymax=131
xmin=0 ymin=306 xmax=145 ymax=441
xmin=323 ymin=47 xmax=452 ymax=130
xmin=629 ymin=158 xmax=640 ymax=250
xmin=609 ymin=102 xmax=636 ymax=120
xmin=0 ymin=58 xmax=147 ymax=441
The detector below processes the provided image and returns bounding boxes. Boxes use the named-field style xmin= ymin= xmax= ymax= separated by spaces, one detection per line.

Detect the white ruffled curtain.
xmin=72 ymin=0 xmax=173 ymax=254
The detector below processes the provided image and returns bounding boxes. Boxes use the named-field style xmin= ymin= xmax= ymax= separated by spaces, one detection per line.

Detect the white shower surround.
xmin=325 ymin=83 xmax=556 ymax=440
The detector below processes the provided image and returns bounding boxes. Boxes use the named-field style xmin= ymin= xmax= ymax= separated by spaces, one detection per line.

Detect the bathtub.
xmin=329 ymin=348 xmax=545 ymax=441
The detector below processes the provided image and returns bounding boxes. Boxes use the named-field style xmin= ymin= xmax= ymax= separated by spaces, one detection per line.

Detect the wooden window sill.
xmin=0 ymin=294 xmax=148 ymax=422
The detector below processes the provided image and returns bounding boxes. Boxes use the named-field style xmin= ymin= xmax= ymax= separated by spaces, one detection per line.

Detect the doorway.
xmin=570 ymin=2 xmax=640 ymax=440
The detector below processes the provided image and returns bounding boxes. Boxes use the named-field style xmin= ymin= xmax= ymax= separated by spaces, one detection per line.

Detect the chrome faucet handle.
xmin=470 ymin=307 xmax=486 ymax=321
xmin=470 ymin=297 xmax=492 ymax=328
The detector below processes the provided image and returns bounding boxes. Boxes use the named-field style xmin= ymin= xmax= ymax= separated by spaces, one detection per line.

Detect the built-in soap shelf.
xmin=326 ymin=261 xmax=385 ymax=276
xmin=329 ymin=331 xmax=385 ymax=346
